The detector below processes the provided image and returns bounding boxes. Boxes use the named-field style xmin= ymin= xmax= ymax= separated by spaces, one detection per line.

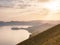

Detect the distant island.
xmin=11 ymin=27 xmax=20 ymax=30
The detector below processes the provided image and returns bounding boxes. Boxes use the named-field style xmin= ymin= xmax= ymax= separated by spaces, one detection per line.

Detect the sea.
xmin=0 ymin=25 xmax=31 ymax=45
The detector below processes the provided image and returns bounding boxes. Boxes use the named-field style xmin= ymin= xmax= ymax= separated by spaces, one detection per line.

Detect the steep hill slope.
xmin=23 ymin=23 xmax=57 ymax=37
xmin=17 ymin=24 xmax=60 ymax=45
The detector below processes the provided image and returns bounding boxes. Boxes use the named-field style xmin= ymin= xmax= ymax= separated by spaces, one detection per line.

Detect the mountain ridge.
xmin=17 ymin=24 xmax=60 ymax=45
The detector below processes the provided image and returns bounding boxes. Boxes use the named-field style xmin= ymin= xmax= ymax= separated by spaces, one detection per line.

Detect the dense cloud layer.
xmin=0 ymin=0 xmax=60 ymax=21
xmin=0 ymin=0 xmax=37 ymax=8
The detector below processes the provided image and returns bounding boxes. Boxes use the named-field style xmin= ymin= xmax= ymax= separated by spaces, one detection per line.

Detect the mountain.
xmin=0 ymin=20 xmax=60 ymax=26
xmin=17 ymin=24 xmax=60 ymax=45
xmin=0 ymin=20 xmax=43 ymax=26
xmin=20 ymin=23 xmax=57 ymax=37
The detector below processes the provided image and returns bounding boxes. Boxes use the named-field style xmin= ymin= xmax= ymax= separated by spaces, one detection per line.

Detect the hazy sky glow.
xmin=0 ymin=0 xmax=60 ymax=45
xmin=0 ymin=0 xmax=60 ymax=21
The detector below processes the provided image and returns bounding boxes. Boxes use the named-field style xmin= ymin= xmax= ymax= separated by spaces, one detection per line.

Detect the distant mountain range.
xmin=0 ymin=20 xmax=60 ymax=35
xmin=0 ymin=20 xmax=60 ymax=26
xmin=0 ymin=20 xmax=43 ymax=26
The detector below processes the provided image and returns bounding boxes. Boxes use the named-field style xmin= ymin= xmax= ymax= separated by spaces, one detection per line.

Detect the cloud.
xmin=0 ymin=0 xmax=37 ymax=8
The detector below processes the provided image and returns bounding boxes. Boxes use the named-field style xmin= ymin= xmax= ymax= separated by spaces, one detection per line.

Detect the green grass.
xmin=17 ymin=24 xmax=60 ymax=45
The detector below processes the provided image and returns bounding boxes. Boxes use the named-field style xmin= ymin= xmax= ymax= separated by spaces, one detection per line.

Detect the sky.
xmin=0 ymin=0 xmax=60 ymax=21
xmin=0 ymin=0 xmax=60 ymax=45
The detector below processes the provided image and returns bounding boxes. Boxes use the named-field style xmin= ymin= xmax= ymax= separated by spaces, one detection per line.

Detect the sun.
xmin=40 ymin=0 xmax=60 ymax=21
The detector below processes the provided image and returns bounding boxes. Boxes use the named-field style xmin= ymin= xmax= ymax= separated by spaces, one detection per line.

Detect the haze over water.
xmin=0 ymin=26 xmax=31 ymax=45
xmin=0 ymin=0 xmax=60 ymax=45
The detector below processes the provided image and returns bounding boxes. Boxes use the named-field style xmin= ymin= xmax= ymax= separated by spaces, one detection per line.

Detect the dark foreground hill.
xmin=17 ymin=24 xmax=60 ymax=45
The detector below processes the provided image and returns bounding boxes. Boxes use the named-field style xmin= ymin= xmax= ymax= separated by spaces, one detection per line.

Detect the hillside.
xmin=17 ymin=24 xmax=60 ymax=45
xmin=22 ymin=23 xmax=57 ymax=37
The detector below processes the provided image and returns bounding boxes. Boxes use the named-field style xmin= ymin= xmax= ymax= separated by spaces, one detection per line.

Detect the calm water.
xmin=0 ymin=26 xmax=31 ymax=45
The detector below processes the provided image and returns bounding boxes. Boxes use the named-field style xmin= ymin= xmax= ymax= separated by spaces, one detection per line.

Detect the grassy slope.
xmin=17 ymin=24 xmax=60 ymax=45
